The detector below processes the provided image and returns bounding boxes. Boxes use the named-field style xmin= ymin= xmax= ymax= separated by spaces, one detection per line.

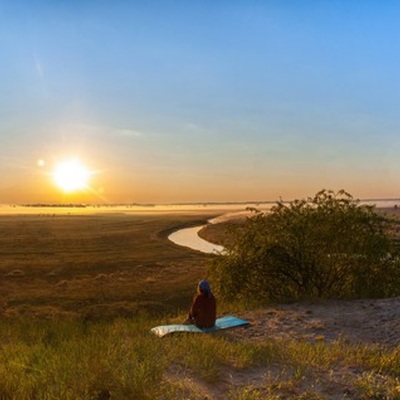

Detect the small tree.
xmin=209 ymin=190 xmax=400 ymax=303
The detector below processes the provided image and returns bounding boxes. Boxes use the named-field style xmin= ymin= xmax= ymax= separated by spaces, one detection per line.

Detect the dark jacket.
xmin=189 ymin=293 xmax=216 ymax=328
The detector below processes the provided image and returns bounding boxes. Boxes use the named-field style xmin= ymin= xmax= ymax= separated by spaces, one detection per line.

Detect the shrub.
xmin=209 ymin=190 xmax=400 ymax=303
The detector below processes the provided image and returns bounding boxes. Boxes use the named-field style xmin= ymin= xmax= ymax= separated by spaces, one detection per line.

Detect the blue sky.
xmin=1 ymin=1 xmax=400 ymax=203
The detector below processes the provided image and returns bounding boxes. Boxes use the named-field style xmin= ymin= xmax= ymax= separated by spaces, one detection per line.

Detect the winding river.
xmin=168 ymin=223 xmax=225 ymax=254
xmin=168 ymin=212 xmax=253 ymax=254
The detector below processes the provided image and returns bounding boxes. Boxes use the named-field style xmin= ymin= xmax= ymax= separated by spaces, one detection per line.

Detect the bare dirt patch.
xmin=228 ymin=297 xmax=400 ymax=347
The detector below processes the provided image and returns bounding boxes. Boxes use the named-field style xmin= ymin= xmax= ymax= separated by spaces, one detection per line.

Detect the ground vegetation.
xmin=209 ymin=190 xmax=400 ymax=303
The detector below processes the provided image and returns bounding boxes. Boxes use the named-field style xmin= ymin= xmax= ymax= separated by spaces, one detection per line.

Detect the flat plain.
xmin=0 ymin=211 xmax=219 ymax=319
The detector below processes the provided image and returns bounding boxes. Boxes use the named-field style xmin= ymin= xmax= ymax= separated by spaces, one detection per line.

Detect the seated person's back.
xmin=188 ymin=280 xmax=216 ymax=328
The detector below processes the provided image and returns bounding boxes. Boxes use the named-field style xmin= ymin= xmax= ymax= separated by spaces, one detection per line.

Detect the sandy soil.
xmin=228 ymin=296 xmax=400 ymax=347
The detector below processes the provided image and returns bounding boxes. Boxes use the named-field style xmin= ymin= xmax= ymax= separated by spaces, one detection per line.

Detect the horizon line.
xmin=3 ymin=197 xmax=400 ymax=208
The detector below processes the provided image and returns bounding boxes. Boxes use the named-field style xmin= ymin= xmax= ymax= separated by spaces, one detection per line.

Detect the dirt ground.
xmin=229 ymin=296 xmax=400 ymax=347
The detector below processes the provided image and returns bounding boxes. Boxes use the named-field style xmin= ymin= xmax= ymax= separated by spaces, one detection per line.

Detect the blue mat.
xmin=150 ymin=315 xmax=250 ymax=338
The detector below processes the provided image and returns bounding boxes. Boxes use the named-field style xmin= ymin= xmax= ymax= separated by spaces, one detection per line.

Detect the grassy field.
xmin=0 ymin=212 xmax=217 ymax=319
xmin=1 ymin=210 xmax=400 ymax=399
xmin=0 ymin=313 xmax=399 ymax=399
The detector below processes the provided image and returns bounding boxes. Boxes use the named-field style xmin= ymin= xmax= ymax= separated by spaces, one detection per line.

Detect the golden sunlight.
xmin=53 ymin=159 xmax=91 ymax=193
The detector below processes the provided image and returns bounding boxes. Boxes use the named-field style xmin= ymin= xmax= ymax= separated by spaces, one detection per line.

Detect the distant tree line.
xmin=23 ymin=203 xmax=87 ymax=208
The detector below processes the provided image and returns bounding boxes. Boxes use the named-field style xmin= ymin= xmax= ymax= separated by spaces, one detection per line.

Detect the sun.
xmin=53 ymin=159 xmax=91 ymax=193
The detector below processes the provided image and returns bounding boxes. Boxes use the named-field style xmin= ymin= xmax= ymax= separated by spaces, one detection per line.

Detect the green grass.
xmin=0 ymin=316 xmax=398 ymax=399
xmin=0 ymin=317 xmax=165 ymax=399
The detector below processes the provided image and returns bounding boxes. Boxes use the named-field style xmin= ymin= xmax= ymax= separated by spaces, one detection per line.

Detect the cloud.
xmin=184 ymin=122 xmax=202 ymax=131
xmin=80 ymin=125 xmax=145 ymax=139
xmin=115 ymin=128 xmax=144 ymax=138
xmin=182 ymin=122 xmax=219 ymax=137
xmin=51 ymin=124 xmax=145 ymax=140
xmin=34 ymin=54 xmax=44 ymax=81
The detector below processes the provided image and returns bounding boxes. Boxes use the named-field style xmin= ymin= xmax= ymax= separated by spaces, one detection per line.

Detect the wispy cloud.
xmin=52 ymin=124 xmax=145 ymax=140
xmin=182 ymin=122 xmax=219 ymax=137
xmin=114 ymin=128 xmax=144 ymax=138
xmin=90 ymin=125 xmax=145 ymax=139
xmin=184 ymin=122 xmax=202 ymax=131
xmin=34 ymin=53 xmax=44 ymax=81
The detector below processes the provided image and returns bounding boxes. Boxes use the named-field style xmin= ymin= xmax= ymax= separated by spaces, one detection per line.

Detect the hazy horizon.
xmin=2 ymin=2 xmax=400 ymax=204
xmin=3 ymin=197 xmax=400 ymax=208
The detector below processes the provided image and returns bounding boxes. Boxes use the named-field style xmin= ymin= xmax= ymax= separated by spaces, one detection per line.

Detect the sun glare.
xmin=53 ymin=159 xmax=91 ymax=193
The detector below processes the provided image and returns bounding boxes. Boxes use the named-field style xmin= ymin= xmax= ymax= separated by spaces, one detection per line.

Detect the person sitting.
xmin=185 ymin=280 xmax=216 ymax=328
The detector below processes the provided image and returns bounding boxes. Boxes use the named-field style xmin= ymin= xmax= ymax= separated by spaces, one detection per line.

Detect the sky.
xmin=1 ymin=1 xmax=400 ymax=204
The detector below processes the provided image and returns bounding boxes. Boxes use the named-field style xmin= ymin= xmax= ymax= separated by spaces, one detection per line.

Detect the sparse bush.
xmin=210 ymin=190 xmax=400 ymax=303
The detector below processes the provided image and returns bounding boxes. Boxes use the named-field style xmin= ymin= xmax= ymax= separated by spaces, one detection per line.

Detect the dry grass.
xmin=1 ymin=210 xmax=400 ymax=399
xmin=0 ymin=212 xmax=217 ymax=319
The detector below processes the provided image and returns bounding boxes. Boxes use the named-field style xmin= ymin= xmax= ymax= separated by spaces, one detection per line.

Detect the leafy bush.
xmin=209 ymin=190 xmax=400 ymax=303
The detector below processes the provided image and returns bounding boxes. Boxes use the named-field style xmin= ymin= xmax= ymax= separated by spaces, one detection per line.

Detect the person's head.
xmin=198 ymin=280 xmax=211 ymax=297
